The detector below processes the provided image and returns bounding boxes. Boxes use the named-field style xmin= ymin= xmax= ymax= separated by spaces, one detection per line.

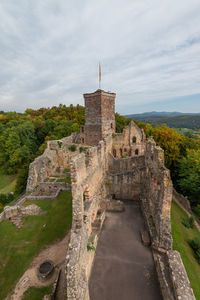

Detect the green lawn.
xmin=171 ymin=200 xmax=200 ymax=299
xmin=23 ymin=286 xmax=53 ymax=300
xmin=0 ymin=191 xmax=72 ymax=300
xmin=0 ymin=170 xmax=17 ymax=194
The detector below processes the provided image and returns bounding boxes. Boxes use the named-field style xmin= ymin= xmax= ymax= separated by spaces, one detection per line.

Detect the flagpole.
xmin=99 ymin=62 xmax=101 ymax=90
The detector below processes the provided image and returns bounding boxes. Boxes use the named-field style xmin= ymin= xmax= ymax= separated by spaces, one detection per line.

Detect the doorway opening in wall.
xmin=113 ymin=149 xmax=116 ymax=158
xmin=112 ymin=194 xmax=116 ymax=199
xmin=135 ymin=149 xmax=139 ymax=155
xmin=120 ymin=148 xmax=122 ymax=157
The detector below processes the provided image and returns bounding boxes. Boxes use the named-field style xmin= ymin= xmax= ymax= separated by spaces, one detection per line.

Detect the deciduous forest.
xmin=0 ymin=106 xmax=200 ymax=219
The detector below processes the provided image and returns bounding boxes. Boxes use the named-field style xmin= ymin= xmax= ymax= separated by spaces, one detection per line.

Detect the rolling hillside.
xmin=125 ymin=112 xmax=200 ymax=129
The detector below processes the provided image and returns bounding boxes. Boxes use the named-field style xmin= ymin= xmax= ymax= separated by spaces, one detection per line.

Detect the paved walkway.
xmin=89 ymin=201 xmax=162 ymax=300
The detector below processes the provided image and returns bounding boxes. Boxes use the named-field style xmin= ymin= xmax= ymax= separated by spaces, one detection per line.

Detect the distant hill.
xmin=124 ymin=112 xmax=200 ymax=129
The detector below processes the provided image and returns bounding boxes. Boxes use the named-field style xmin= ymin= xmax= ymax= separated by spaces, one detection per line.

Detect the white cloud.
xmin=0 ymin=0 xmax=200 ymax=112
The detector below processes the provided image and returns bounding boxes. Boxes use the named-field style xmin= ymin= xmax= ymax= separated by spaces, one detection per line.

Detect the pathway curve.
xmin=89 ymin=201 xmax=162 ymax=300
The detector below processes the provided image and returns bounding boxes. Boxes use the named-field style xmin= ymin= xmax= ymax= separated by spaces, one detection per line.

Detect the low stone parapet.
xmin=168 ymin=250 xmax=195 ymax=300
xmin=154 ymin=251 xmax=195 ymax=300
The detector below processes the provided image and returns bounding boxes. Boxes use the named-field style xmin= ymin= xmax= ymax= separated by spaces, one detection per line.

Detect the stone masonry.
xmin=81 ymin=89 xmax=116 ymax=145
xmin=23 ymin=89 xmax=195 ymax=300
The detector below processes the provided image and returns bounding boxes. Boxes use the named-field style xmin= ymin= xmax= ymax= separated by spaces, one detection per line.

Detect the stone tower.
xmin=82 ymin=89 xmax=116 ymax=145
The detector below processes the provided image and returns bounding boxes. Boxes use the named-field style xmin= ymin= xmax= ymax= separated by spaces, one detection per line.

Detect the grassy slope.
xmin=0 ymin=191 xmax=72 ymax=300
xmin=171 ymin=201 xmax=200 ymax=299
xmin=0 ymin=170 xmax=16 ymax=194
xmin=22 ymin=286 xmax=53 ymax=300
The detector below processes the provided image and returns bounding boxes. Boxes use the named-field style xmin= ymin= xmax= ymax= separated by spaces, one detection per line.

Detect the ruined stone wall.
xmin=107 ymin=155 xmax=145 ymax=200
xmin=141 ymin=137 xmax=173 ymax=251
xmin=112 ymin=121 xmax=146 ymax=158
xmin=26 ymin=134 xmax=79 ymax=192
xmin=66 ymin=135 xmax=112 ymax=300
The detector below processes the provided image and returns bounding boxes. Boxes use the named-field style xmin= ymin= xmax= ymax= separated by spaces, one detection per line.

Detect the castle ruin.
xmin=25 ymin=89 xmax=195 ymax=300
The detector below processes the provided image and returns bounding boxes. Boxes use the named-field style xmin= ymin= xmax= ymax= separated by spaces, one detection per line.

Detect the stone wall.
xmin=83 ymin=90 xmax=116 ymax=145
xmin=26 ymin=134 xmax=79 ymax=192
xmin=154 ymin=251 xmax=195 ymax=300
xmin=141 ymin=137 xmax=173 ymax=251
xmin=66 ymin=135 xmax=112 ymax=300
xmin=107 ymin=155 xmax=145 ymax=200
xmin=108 ymin=134 xmax=173 ymax=250
xmin=112 ymin=121 xmax=146 ymax=158
xmin=173 ymin=189 xmax=192 ymax=213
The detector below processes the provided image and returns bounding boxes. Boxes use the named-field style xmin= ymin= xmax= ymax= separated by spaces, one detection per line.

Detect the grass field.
xmin=0 ymin=191 xmax=72 ymax=300
xmin=0 ymin=170 xmax=17 ymax=194
xmin=23 ymin=286 xmax=53 ymax=300
xmin=171 ymin=201 xmax=200 ymax=299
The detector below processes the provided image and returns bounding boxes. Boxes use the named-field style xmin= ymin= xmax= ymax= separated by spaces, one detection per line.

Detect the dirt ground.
xmin=9 ymin=232 xmax=70 ymax=300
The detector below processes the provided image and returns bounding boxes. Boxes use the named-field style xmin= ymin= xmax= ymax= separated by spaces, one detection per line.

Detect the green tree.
xmin=178 ymin=149 xmax=200 ymax=206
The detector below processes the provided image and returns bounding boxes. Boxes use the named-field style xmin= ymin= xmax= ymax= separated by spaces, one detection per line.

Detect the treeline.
xmin=136 ymin=121 xmax=200 ymax=213
xmin=131 ymin=115 xmax=200 ymax=130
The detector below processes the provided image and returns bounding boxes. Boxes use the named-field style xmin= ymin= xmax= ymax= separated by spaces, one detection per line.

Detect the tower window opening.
xmin=132 ymin=136 xmax=136 ymax=143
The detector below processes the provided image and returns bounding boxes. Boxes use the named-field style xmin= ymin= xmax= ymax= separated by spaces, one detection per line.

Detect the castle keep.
xmin=81 ymin=89 xmax=116 ymax=145
xmin=24 ymin=89 xmax=195 ymax=300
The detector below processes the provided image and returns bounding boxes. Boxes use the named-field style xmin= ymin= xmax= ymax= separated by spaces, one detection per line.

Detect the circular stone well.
xmin=38 ymin=260 xmax=54 ymax=280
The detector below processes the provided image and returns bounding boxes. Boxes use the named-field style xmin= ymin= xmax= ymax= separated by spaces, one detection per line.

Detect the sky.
xmin=0 ymin=0 xmax=200 ymax=114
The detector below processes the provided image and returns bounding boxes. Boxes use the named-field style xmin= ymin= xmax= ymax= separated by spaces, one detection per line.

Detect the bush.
xmin=193 ymin=205 xmax=200 ymax=219
xmin=79 ymin=147 xmax=84 ymax=153
xmin=182 ymin=215 xmax=195 ymax=228
xmin=57 ymin=141 xmax=62 ymax=148
xmin=190 ymin=238 xmax=200 ymax=264
xmin=68 ymin=144 xmax=76 ymax=152
xmin=14 ymin=166 xmax=29 ymax=196
xmin=190 ymin=237 xmax=200 ymax=251
xmin=0 ymin=193 xmax=14 ymax=206
xmin=189 ymin=215 xmax=195 ymax=228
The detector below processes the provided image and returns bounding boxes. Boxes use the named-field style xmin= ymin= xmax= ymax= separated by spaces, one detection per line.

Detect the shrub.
xmin=193 ymin=205 xmax=200 ymax=219
xmin=182 ymin=215 xmax=195 ymax=228
xmin=57 ymin=141 xmax=62 ymax=148
xmin=189 ymin=215 xmax=195 ymax=228
xmin=68 ymin=144 xmax=76 ymax=152
xmin=87 ymin=236 xmax=96 ymax=251
xmin=196 ymin=249 xmax=200 ymax=264
xmin=14 ymin=165 xmax=29 ymax=196
xmin=79 ymin=147 xmax=84 ymax=153
xmin=0 ymin=193 xmax=14 ymax=206
xmin=190 ymin=237 xmax=200 ymax=251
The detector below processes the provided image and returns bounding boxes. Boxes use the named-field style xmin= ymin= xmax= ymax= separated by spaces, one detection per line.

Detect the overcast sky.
xmin=0 ymin=0 xmax=200 ymax=114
